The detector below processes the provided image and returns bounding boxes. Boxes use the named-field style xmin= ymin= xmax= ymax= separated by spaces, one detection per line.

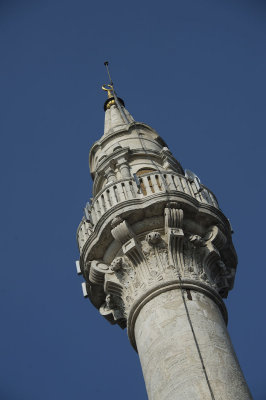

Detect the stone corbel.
xmin=99 ymin=294 xmax=126 ymax=328
xmin=202 ymin=226 xmax=227 ymax=270
xmin=84 ymin=259 xmax=125 ymax=312
xmin=201 ymin=226 xmax=233 ymax=296
xmin=88 ymin=260 xmax=112 ymax=286
xmin=165 ymin=203 xmax=184 ymax=273
xmin=204 ymin=225 xmax=227 ymax=251
xmin=85 ymin=257 xmax=126 ymax=326
xmin=111 ymin=218 xmax=150 ymax=283
xmin=122 ymin=238 xmax=144 ymax=265
xmin=214 ymin=260 xmax=230 ymax=298
xmin=187 ymin=226 xmax=232 ymax=296
xmin=104 ymin=274 xmax=124 ymax=297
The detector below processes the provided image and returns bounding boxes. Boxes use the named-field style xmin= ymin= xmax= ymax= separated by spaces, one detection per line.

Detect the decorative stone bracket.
xmin=165 ymin=202 xmax=184 ymax=274
xmin=188 ymin=225 xmax=232 ymax=297
xmin=111 ymin=218 xmax=151 ymax=287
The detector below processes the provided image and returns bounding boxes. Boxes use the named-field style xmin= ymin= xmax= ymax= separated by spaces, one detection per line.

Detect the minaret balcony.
xmin=77 ymin=171 xmax=219 ymax=252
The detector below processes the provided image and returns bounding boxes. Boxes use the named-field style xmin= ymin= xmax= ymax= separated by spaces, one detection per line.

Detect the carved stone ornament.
xmin=88 ymin=260 xmax=112 ymax=285
xmin=111 ymin=257 xmax=123 ymax=271
xmin=145 ymin=231 xmax=161 ymax=245
xmin=165 ymin=204 xmax=184 ymax=273
xmin=99 ymin=294 xmax=126 ymax=328
xmin=81 ymin=211 xmax=235 ymax=328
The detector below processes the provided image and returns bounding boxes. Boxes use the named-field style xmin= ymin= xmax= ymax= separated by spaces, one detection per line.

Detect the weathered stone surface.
xmin=135 ymin=290 xmax=252 ymax=400
xmin=76 ymin=94 xmax=252 ymax=399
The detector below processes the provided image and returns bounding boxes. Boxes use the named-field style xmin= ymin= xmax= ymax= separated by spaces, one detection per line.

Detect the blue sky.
xmin=1 ymin=0 xmax=265 ymax=398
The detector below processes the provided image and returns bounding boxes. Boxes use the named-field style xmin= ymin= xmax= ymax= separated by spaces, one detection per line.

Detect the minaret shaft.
xmin=135 ymin=289 xmax=251 ymax=400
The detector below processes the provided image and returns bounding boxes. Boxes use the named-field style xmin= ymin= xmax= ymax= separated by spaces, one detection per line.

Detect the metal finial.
xmin=102 ymin=61 xmax=114 ymax=99
xmin=102 ymin=62 xmax=129 ymax=123
xmin=102 ymin=84 xmax=114 ymax=99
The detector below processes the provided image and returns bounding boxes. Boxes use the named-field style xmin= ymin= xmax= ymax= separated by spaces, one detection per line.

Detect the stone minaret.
xmin=76 ymin=81 xmax=252 ymax=400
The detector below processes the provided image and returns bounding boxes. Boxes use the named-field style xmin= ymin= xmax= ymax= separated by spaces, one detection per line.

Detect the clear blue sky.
xmin=1 ymin=0 xmax=265 ymax=399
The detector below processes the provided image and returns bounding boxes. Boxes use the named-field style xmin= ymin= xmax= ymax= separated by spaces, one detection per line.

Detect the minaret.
xmin=76 ymin=68 xmax=252 ymax=400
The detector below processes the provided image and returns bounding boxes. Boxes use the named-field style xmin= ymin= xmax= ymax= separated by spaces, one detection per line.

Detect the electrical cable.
xmin=178 ymin=274 xmax=216 ymax=400
xmin=135 ymin=123 xmax=216 ymax=398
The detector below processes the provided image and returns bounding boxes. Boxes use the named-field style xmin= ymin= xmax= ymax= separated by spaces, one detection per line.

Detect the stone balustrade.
xmin=77 ymin=172 xmax=219 ymax=252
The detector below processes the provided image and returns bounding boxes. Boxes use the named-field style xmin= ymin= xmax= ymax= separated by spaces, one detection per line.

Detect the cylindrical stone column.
xmin=117 ymin=157 xmax=131 ymax=178
xmin=134 ymin=289 xmax=252 ymax=400
xmin=105 ymin=167 xmax=117 ymax=183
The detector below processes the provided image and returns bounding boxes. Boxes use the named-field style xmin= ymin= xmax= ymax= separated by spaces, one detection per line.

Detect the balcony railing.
xmin=77 ymin=172 xmax=219 ymax=252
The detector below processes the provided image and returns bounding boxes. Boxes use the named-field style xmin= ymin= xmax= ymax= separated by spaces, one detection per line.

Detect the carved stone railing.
xmin=77 ymin=172 xmax=219 ymax=251
xmin=77 ymin=217 xmax=93 ymax=253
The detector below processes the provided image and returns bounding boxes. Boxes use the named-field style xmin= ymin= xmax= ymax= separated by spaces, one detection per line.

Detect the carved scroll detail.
xmin=165 ymin=203 xmax=184 ymax=274
xmin=187 ymin=225 xmax=232 ymax=297
xmin=88 ymin=260 xmax=112 ymax=285
xmin=143 ymin=232 xmax=170 ymax=281
xmin=111 ymin=219 xmax=150 ymax=286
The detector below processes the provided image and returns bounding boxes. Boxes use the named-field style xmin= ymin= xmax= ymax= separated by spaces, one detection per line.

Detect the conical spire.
xmin=102 ymin=62 xmax=134 ymax=134
xmin=103 ymin=90 xmax=134 ymax=134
